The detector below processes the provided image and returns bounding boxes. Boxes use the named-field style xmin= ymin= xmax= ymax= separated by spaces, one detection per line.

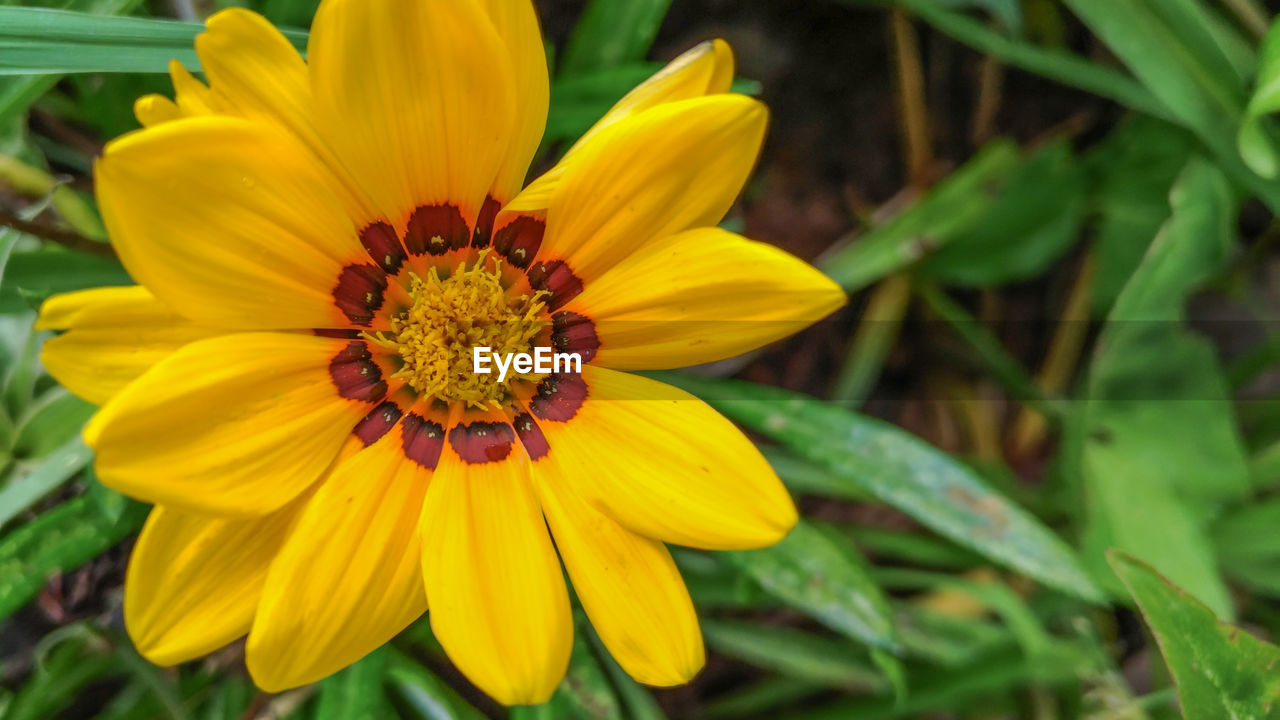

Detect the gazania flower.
xmin=37 ymin=0 xmax=845 ymax=705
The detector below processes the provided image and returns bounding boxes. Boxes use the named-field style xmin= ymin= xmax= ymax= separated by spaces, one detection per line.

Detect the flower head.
xmin=37 ymin=0 xmax=845 ymax=704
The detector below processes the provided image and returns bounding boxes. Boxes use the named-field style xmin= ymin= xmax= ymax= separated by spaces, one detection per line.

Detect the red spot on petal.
xmin=333 ymin=263 xmax=387 ymax=326
xmin=354 ymin=400 xmax=402 ymax=445
xmin=529 ymin=373 xmax=588 ymax=423
xmin=401 ymin=413 xmax=446 ymax=469
xmin=471 ymin=195 xmax=501 ymax=248
xmin=314 ymin=329 xmax=362 ymax=339
xmin=492 ymin=216 xmax=544 ymax=270
xmin=449 ymin=421 xmax=515 ymax=464
xmin=552 ymin=311 xmax=599 ymax=363
xmin=526 ymin=260 xmax=583 ymax=310
xmin=361 ymin=221 xmax=406 ymax=274
xmin=513 ymin=413 xmax=549 ymax=460
xmin=329 ymin=341 xmax=387 ymax=402
xmin=405 ymin=204 xmax=469 ymax=256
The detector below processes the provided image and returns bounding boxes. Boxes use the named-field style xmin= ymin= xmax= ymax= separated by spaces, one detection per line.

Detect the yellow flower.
xmin=36 ymin=0 xmax=845 ymax=705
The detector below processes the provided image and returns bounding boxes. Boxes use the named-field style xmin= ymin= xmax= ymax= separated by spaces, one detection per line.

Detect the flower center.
xmin=375 ymin=253 xmax=548 ymax=408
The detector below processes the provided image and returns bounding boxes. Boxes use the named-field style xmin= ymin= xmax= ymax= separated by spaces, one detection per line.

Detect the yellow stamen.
xmin=369 ymin=252 xmax=548 ymax=408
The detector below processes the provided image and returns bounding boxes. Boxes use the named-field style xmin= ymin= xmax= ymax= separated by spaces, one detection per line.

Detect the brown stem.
xmin=0 ymin=208 xmax=116 ymax=259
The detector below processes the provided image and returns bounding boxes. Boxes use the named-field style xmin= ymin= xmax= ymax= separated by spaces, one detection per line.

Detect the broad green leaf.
xmin=0 ymin=7 xmax=308 ymax=75
xmin=1109 ymin=551 xmax=1280 ymax=719
xmin=0 ymin=435 xmax=92 ymax=529
xmin=700 ymin=619 xmax=887 ymax=692
xmin=1085 ymin=116 xmax=1196 ymax=313
xmin=0 ymin=490 xmax=146 ymax=621
xmin=819 ymin=140 xmax=1021 ymax=292
xmin=515 ymin=625 xmax=622 ymax=720
xmin=1079 ymin=159 xmax=1247 ymax=619
xmin=1213 ymin=497 xmax=1280 ymax=597
xmin=558 ymin=0 xmax=673 ymax=77
xmin=916 ymin=139 xmax=1086 ymax=286
xmin=725 ymin=520 xmax=897 ymax=650
xmin=0 ymin=247 xmax=132 ymax=313
xmin=1239 ymin=20 xmax=1280 ymax=177
xmin=385 ymin=648 xmax=486 ymax=720
xmin=654 ymin=372 xmax=1104 ymax=603
xmin=315 ymin=646 xmax=390 ymax=720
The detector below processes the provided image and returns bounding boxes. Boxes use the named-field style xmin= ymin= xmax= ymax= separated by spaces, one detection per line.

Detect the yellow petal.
xmin=169 ymin=61 xmax=218 ymax=116
xmin=36 ymin=286 xmax=221 ymax=405
xmin=247 ymin=430 xmax=429 ymax=691
xmin=480 ymin=0 xmax=549 ymax=203
xmin=85 ymin=333 xmax=366 ymax=515
xmin=96 ymin=116 xmax=364 ymax=329
xmin=308 ymin=0 xmax=516 ymax=229
xmin=125 ymin=499 xmax=304 ymax=666
xmin=536 ymin=366 xmax=796 ymax=550
xmin=533 ymin=463 xmax=704 ymax=686
xmin=192 ymin=8 xmax=375 ymax=222
xmin=506 ymin=39 xmax=735 ymax=215
xmin=564 ymin=227 xmax=846 ymax=369
xmin=133 ymin=95 xmax=182 ymax=127
xmin=540 ymin=95 xmax=767 ymax=281
xmin=420 ymin=444 xmax=571 ymax=705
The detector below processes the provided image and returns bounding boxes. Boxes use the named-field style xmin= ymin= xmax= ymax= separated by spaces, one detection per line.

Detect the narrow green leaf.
xmin=701 ymin=618 xmax=888 ymax=692
xmin=884 ymin=0 xmax=1176 ymax=121
xmin=588 ymin=627 xmax=668 ymax=720
xmin=1239 ymin=19 xmax=1280 ymax=177
xmin=818 ymin=140 xmax=1020 ymax=292
xmin=559 ymin=0 xmax=673 ymax=77
xmin=385 ymin=648 xmax=486 ymax=720
xmin=12 ymin=388 xmax=94 ymax=459
xmin=0 ymin=7 xmax=307 ymax=75
xmin=0 ymin=435 xmax=91 ymax=529
xmin=315 ymin=646 xmax=390 ymax=720
xmin=725 ymin=520 xmax=897 ymax=651
xmin=653 ymin=372 xmax=1104 ymax=603
xmin=0 ymin=491 xmax=146 ymax=621
xmin=3 ymin=627 xmax=126 ymax=720
xmin=1109 ymin=551 xmax=1280 ymax=719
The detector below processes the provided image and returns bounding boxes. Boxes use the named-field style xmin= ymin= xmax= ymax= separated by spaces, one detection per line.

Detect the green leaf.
xmin=1109 ymin=551 xmax=1280 ymax=719
xmin=0 ymin=7 xmax=308 ymax=75
xmin=818 ymin=140 xmax=1021 ymax=292
xmin=1239 ymin=20 xmax=1280 ymax=177
xmin=653 ymin=372 xmax=1104 ymax=603
xmin=2 ymin=626 xmax=127 ymax=720
xmin=1213 ymin=497 xmax=1280 ymax=597
xmin=883 ymin=0 xmax=1175 ymax=121
xmin=517 ymin=626 xmax=622 ymax=720
xmin=1060 ymin=0 xmax=1280 ymax=213
xmin=936 ymin=0 xmax=1022 ymax=33
xmin=0 ymin=435 xmax=92 ymax=529
xmin=11 ymin=388 xmax=94 ymax=459
xmin=0 ymin=247 xmax=132 ymax=313
xmin=315 ymin=646 xmax=390 ymax=720
xmin=1079 ymin=159 xmax=1247 ymax=619
xmin=1085 ymin=116 xmax=1196 ymax=313
xmin=916 ymin=140 xmax=1086 ymax=286
xmin=700 ymin=618 xmax=888 ymax=692
xmin=725 ymin=520 xmax=897 ymax=651
xmin=558 ymin=0 xmax=673 ymax=77
xmin=0 ymin=490 xmax=146 ymax=621
xmin=385 ymin=648 xmax=486 ymax=720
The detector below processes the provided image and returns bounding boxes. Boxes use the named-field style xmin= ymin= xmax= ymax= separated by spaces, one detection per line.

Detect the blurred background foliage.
xmin=0 ymin=0 xmax=1279 ymax=718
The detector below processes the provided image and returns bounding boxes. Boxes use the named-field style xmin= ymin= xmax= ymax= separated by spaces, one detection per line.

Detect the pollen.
xmin=369 ymin=251 xmax=548 ymax=408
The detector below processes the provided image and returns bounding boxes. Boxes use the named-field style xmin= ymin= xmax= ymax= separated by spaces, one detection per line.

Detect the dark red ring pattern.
xmin=325 ymin=202 xmax=597 ymax=466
